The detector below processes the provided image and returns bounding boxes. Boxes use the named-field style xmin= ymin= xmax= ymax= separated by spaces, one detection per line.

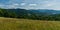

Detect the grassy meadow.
xmin=0 ymin=17 xmax=60 ymax=30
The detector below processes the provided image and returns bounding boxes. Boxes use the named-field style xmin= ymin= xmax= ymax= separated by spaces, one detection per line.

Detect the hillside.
xmin=0 ymin=9 xmax=60 ymax=20
xmin=0 ymin=17 xmax=60 ymax=30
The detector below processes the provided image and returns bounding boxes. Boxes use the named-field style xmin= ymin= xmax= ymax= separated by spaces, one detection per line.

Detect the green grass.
xmin=0 ymin=17 xmax=60 ymax=30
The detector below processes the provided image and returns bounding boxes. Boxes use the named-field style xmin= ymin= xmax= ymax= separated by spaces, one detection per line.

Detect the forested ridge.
xmin=0 ymin=8 xmax=60 ymax=21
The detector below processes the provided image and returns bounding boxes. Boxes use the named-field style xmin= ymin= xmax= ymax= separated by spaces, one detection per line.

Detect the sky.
xmin=0 ymin=0 xmax=60 ymax=10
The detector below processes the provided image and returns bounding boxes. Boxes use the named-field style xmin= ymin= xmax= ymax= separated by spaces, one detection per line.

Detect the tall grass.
xmin=0 ymin=17 xmax=60 ymax=30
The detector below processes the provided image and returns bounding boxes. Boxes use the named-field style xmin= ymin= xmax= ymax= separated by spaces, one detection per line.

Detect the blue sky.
xmin=0 ymin=0 xmax=60 ymax=10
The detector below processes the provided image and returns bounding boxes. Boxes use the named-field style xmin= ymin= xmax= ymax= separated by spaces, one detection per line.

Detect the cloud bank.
xmin=0 ymin=0 xmax=60 ymax=10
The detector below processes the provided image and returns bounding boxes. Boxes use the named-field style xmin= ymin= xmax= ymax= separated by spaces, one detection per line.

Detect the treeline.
xmin=0 ymin=8 xmax=60 ymax=21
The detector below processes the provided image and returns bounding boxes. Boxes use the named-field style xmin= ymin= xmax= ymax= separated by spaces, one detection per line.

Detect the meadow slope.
xmin=0 ymin=17 xmax=60 ymax=30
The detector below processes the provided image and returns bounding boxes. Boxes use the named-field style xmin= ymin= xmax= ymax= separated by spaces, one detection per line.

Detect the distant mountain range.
xmin=6 ymin=8 xmax=60 ymax=15
xmin=1 ymin=8 xmax=60 ymax=20
xmin=28 ymin=9 xmax=60 ymax=15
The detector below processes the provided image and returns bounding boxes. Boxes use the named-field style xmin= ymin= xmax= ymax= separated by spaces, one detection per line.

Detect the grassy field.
xmin=0 ymin=17 xmax=60 ymax=30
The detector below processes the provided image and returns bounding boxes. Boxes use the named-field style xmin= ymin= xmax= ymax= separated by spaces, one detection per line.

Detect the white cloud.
xmin=12 ymin=3 xmax=19 ymax=6
xmin=7 ymin=3 xmax=20 ymax=9
xmin=53 ymin=8 xmax=60 ymax=10
xmin=14 ymin=4 xmax=19 ymax=5
xmin=20 ymin=3 xmax=26 ymax=6
xmin=47 ymin=4 xmax=53 ymax=6
xmin=44 ymin=3 xmax=55 ymax=7
xmin=7 ymin=4 xmax=18 ymax=9
xmin=29 ymin=4 xmax=37 ymax=6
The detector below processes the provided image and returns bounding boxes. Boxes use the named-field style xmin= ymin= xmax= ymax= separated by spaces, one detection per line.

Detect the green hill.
xmin=0 ymin=17 xmax=60 ymax=30
xmin=0 ymin=9 xmax=60 ymax=20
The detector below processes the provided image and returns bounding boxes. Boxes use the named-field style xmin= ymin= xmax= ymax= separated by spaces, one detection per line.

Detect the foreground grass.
xmin=0 ymin=17 xmax=60 ymax=30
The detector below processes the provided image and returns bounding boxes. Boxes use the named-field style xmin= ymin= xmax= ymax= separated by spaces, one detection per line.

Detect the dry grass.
xmin=0 ymin=17 xmax=60 ymax=30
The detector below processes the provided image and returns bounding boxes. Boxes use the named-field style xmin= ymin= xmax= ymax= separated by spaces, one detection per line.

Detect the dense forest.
xmin=0 ymin=8 xmax=60 ymax=21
